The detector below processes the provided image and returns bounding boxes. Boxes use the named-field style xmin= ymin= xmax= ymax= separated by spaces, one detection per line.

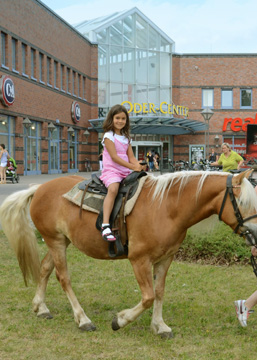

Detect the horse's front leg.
xmin=151 ymin=256 xmax=174 ymax=338
xmin=112 ymin=257 xmax=155 ymax=331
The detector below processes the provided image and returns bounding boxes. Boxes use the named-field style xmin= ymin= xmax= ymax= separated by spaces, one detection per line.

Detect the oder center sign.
xmin=121 ymin=101 xmax=189 ymax=117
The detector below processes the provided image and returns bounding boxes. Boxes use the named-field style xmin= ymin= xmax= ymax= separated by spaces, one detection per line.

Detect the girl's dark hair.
xmin=0 ymin=144 xmax=5 ymax=149
xmin=103 ymin=104 xmax=130 ymax=138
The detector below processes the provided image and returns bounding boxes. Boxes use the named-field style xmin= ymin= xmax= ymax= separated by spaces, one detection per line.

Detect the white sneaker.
xmin=234 ymin=300 xmax=251 ymax=327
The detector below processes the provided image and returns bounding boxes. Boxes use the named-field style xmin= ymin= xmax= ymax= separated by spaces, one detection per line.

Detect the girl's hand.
xmin=132 ymin=161 xmax=144 ymax=172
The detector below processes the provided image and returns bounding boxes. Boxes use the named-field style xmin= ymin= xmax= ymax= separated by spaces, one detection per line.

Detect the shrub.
xmin=175 ymin=217 xmax=251 ymax=265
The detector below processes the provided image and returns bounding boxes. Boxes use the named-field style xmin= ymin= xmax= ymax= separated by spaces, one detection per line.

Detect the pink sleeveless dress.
xmin=100 ymin=136 xmax=131 ymax=188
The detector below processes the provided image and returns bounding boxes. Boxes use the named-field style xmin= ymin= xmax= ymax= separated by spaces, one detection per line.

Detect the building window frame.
xmin=47 ymin=56 xmax=52 ymax=87
xmin=12 ymin=38 xmax=18 ymax=72
xmin=82 ymin=76 xmax=86 ymax=100
xmin=202 ymin=88 xmax=214 ymax=108
xmin=60 ymin=64 xmax=64 ymax=91
xmin=22 ymin=43 xmax=28 ymax=77
xmin=78 ymin=74 xmax=81 ymax=98
xmin=39 ymin=52 xmax=44 ymax=83
xmin=67 ymin=67 xmax=71 ymax=94
xmin=0 ymin=115 xmax=15 ymax=157
xmin=221 ymin=88 xmax=233 ymax=109
xmin=54 ymin=60 xmax=58 ymax=89
xmin=31 ymin=48 xmax=36 ymax=80
xmin=240 ymin=88 xmax=252 ymax=109
xmin=1 ymin=32 xmax=8 ymax=68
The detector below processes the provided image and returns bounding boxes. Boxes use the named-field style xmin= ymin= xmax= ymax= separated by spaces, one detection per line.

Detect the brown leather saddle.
xmin=78 ymin=171 xmax=147 ymax=258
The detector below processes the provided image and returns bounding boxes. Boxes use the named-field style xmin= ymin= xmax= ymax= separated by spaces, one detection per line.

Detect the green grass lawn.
xmin=1 ymin=232 xmax=257 ymax=360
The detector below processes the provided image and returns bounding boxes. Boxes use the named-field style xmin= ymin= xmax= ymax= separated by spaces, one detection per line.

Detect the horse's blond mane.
xmin=239 ymin=177 xmax=257 ymax=213
xmin=147 ymin=171 xmax=257 ymax=211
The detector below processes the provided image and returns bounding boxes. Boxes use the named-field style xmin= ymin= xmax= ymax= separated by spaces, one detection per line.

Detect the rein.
xmin=219 ymin=174 xmax=257 ymax=277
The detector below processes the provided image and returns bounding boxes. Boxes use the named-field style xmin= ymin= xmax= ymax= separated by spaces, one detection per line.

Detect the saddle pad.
xmin=62 ymin=175 xmax=149 ymax=215
xmin=63 ymin=180 xmax=104 ymax=214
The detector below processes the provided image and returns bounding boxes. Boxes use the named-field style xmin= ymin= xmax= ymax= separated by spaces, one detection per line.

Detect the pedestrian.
xmin=210 ymin=143 xmax=244 ymax=172
xmin=0 ymin=144 xmax=10 ymax=184
xmin=100 ymin=104 xmax=144 ymax=242
xmin=234 ymin=246 xmax=257 ymax=327
xmin=234 ymin=185 xmax=257 ymax=327
xmin=209 ymin=148 xmax=218 ymax=162
xmin=147 ymin=150 xmax=154 ymax=172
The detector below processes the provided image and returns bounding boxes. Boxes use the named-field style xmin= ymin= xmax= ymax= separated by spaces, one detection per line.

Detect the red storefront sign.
xmin=223 ymin=114 xmax=257 ymax=132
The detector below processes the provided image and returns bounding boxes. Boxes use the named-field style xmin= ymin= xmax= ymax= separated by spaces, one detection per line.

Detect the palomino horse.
xmin=1 ymin=170 xmax=257 ymax=338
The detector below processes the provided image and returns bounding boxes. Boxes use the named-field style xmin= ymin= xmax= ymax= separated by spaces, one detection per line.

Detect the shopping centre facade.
xmin=1 ymin=0 xmax=256 ymax=175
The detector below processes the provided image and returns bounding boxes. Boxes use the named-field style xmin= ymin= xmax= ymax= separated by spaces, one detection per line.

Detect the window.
xmin=82 ymin=76 xmax=86 ymax=99
xmin=12 ymin=38 xmax=17 ymax=71
xmin=47 ymin=57 xmax=51 ymax=85
xmin=54 ymin=60 xmax=58 ymax=88
xmin=1 ymin=32 xmax=7 ymax=67
xmin=78 ymin=74 xmax=81 ymax=97
xmin=221 ymin=89 xmax=233 ymax=108
xmin=72 ymin=70 xmax=75 ymax=95
xmin=39 ymin=52 xmax=43 ymax=82
xmin=31 ymin=48 xmax=36 ymax=79
xmin=202 ymin=89 xmax=214 ymax=108
xmin=241 ymin=89 xmax=252 ymax=108
xmin=60 ymin=65 xmax=64 ymax=91
xmin=22 ymin=43 xmax=27 ymax=75
xmin=66 ymin=68 xmax=70 ymax=93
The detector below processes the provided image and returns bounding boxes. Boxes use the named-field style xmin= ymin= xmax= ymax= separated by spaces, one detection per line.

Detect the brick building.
xmin=0 ymin=0 xmax=98 ymax=175
xmin=173 ymin=54 xmax=257 ymax=162
xmin=1 ymin=1 xmax=255 ymax=174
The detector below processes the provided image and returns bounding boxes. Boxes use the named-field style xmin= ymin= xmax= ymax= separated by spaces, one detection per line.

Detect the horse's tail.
xmin=0 ymin=184 xmax=41 ymax=286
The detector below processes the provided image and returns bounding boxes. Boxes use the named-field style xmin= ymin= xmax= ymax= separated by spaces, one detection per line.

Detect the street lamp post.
xmin=83 ymin=129 xmax=90 ymax=144
xmin=201 ymin=108 xmax=214 ymax=159
xmin=22 ymin=117 xmax=32 ymax=135
xmin=47 ymin=122 xmax=56 ymax=140
xmin=22 ymin=118 xmax=32 ymax=175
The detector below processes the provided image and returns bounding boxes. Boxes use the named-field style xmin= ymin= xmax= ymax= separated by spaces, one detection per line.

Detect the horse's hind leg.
xmin=32 ymin=251 xmax=54 ymax=319
xmin=47 ymin=236 xmax=96 ymax=331
xmin=151 ymin=256 xmax=174 ymax=338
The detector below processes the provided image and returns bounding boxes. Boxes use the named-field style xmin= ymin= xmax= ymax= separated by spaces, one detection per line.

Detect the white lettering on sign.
xmin=6 ymin=83 xmax=14 ymax=98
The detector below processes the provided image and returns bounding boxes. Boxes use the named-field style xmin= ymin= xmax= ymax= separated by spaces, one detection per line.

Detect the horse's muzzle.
xmin=241 ymin=223 xmax=257 ymax=246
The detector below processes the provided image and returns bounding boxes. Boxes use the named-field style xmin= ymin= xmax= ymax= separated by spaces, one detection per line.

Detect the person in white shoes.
xmin=234 ymin=246 xmax=257 ymax=327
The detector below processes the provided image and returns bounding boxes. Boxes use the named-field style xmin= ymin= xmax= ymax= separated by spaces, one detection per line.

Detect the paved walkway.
xmin=0 ymin=170 xmax=161 ymax=204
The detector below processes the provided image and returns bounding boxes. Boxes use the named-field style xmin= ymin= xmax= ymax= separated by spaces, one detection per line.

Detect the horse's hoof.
xmin=37 ymin=312 xmax=53 ymax=320
xmin=79 ymin=322 xmax=96 ymax=332
xmin=159 ymin=331 xmax=174 ymax=339
xmin=112 ymin=317 xmax=120 ymax=331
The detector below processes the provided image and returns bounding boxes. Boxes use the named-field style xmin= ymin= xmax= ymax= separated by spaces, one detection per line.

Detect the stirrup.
xmin=101 ymin=225 xmax=116 ymax=242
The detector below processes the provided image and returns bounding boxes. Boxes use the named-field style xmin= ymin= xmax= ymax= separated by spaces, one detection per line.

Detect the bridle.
xmin=219 ymin=174 xmax=257 ymax=277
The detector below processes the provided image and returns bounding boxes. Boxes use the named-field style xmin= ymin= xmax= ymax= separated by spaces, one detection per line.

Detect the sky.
xmin=40 ymin=0 xmax=257 ymax=54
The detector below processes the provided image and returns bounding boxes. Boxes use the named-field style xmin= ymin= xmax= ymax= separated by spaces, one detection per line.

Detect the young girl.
xmin=0 ymin=144 xmax=10 ymax=184
xmin=100 ymin=104 xmax=144 ymax=242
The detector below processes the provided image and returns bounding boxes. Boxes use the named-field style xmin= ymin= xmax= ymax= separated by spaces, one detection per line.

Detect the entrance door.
xmin=132 ymin=141 xmax=162 ymax=161
xmin=48 ymin=126 xmax=61 ymax=174
xmin=24 ymin=121 xmax=41 ymax=175
xmin=68 ymin=131 xmax=78 ymax=172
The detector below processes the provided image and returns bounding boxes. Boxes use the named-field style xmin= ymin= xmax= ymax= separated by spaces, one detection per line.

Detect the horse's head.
xmin=222 ymin=170 xmax=257 ymax=247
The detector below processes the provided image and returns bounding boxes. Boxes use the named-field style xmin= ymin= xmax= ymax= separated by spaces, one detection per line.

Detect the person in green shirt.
xmin=211 ymin=142 xmax=244 ymax=172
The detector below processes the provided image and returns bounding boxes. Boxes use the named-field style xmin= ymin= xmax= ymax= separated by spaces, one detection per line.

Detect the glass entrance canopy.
xmin=88 ymin=116 xmax=206 ymax=135
xmin=76 ymin=8 xmax=174 ymax=112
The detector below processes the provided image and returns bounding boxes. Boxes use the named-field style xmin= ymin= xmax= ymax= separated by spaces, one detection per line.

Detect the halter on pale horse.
xmin=219 ymin=174 xmax=257 ymax=276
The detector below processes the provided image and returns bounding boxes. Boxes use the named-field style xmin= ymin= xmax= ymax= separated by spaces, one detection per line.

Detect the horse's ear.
xmin=232 ymin=169 xmax=254 ymax=185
